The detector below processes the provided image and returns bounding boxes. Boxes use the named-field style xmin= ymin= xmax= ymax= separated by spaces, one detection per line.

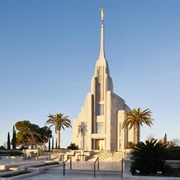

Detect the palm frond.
xmin=45 ymin=113 xmax=71 ymax=131
xmin=122 ymin=108 xmax=154 ymax=143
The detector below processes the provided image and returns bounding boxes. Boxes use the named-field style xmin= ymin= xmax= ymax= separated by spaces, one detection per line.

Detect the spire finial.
xmin=99 ymin=7 xmax=105 ymax=24
xmin=98 ymin=7 xmax=105 ymax=58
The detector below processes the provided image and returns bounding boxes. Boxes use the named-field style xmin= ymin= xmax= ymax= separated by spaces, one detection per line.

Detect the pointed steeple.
xmin=99 ymin=8 xmax=105 ymax=59
xmin=99 ymin=24 xmax=105 ymax=58
xmin=95 ymin=8 xmax=110 ymax=76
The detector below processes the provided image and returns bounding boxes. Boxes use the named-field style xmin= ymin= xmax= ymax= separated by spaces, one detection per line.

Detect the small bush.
xmin=31 ymin=161 xmax=59 ymax=167
xmin=2 ymin=171 xmax=31 ymax=177
xmin=126 ymin=141 xmax=135 ymax=149
xmin=67 ymin=143 xmax=78 ymax=150
xmin=46 ymin=161 xmax=59 ymax=165
xmin=0 ymin=146 xmax=6 ymax=150
xmin=167 ymin=147 xmax=180 ymax=160
xmin=0 ymin=151 xmax=23 ymax=156
xmin=10 ymin=151 xmax=23 ymax=156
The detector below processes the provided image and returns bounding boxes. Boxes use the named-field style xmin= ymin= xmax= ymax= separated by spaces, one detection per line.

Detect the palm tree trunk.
xmin=135 ymin=125 xmax=140 ymax=144
xmin=83 ymin=135 xmax=84 ymax=150
xmin=57 ymin=130 xmax=60 ymax=148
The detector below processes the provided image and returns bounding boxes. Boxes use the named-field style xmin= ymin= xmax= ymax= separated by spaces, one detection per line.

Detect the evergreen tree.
xmin=55 ymin=138 xmax=57 ymax=149
xmin=52 ymin=136 xmax=54 ymax=149
xmin=164 ymin=133 xmax=167 ymax=144
xmin=48 ymin=138 xmax=51 ymax=151
xmin=7 ymin=132 xmax=11 ymax=149
xmin=15 ymin=120 xmax=52 ymax=149
xmin=12 ymin=126 xmax=17 ymax=149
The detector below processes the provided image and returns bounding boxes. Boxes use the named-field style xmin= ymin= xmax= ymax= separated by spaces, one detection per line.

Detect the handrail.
xmin=63 ymin=157 xmax=72 ymax=176
xmin=94 ymin=157 xmax=99 ymax=177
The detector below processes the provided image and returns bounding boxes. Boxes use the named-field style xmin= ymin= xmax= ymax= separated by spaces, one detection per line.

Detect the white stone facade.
xmin=72 ymin=16 xmax=135 ymax=152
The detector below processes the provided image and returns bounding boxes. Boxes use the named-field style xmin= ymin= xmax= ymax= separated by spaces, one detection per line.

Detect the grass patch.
xmin=31 ymin=161 xmax=59 ymax=167
xmin=46 ymin=161 xmax=59 ymax=165
xmin=2 ymin=171 xmax=31 ymax=178
xmin=1 ymin=162 xmax=59 ymax=177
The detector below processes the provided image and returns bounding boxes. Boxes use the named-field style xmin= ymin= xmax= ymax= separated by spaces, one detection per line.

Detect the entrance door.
xmin=95 ymin=139 xmax=105 ymax=150
xmin=99 ymin=140 xmax=104 ymax=150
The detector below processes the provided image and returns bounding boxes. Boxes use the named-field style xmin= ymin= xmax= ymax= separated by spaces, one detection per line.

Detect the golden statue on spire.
xmin=99 ymin=7 xmax=105 ymax=22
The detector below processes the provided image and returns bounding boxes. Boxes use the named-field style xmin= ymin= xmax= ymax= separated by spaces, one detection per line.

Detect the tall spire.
xmin=95 ymin=7 xmax=110 ymax=76
xmin=99 ymin=7 xmax=105 ymax=58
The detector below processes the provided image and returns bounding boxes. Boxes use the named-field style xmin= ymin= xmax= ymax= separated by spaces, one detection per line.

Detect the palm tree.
xmin=78 ymin=122 xmax=87 ymax=150
xmin=122 ymin=108 xmax=153 ymax=144
xmin=45 ymin=113 xmax=71 ymax=149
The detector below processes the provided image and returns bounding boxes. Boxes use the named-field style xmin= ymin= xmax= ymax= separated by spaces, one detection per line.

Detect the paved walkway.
xmin=66 ymin=161 xmax=122 ymax=171
xmin=24 ymin=173 xmax=122 ymax=180
xmin=0 ymin=158 xmax=122 ymax=179
xmin=25 ymin=161 xmax=122 ymax=180
xmin=1 ymin=158 xmax=180 ymax=180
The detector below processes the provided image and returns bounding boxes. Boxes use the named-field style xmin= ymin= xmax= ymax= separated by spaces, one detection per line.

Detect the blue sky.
xmin=0 ymin=0 xmax=180 ymax=148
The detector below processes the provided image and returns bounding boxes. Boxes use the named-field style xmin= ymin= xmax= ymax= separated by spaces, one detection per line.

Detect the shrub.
xmin=126 ymin=141 xmax=135 ymax=149
xmin=0 ymin=146 xmax=6 ymax=150
xmin=166 ymin=147 xmax=180 ymax=160
xmin=46 ymin=161 xmax=59 ymax=165
xmin=10 ymin=151 xmax=23 ymax=156
xmin=130 ymin=139 xmax=170 ymax=176
xmin=0 ymin=151 xmax=23 ymax=156
xmin=67 ymin=143 xmax=78 ymax=150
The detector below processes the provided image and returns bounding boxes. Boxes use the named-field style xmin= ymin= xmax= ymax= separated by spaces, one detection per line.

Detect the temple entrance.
xmin=95 ymin=139 xmax=105 ymax=150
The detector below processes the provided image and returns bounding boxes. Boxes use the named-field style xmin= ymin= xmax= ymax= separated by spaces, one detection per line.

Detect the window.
xmin=97 ymin=104 xmax=104 ymax=115
xmin=119 ymin=123 xmax=121 ymax=150
xmin=97 ymin=67 xmax=103 ymax=76
xmin=119 ymin=123 xmax=121 ymax=137
xmin=96 ymin=122 xmax=104 ymax=134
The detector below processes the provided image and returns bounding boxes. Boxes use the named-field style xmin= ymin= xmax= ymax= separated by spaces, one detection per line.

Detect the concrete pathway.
xmin=24 ymin=173 xmax=122 ymax=180
xmin=25 ymin=161 xmax=122 ymax=180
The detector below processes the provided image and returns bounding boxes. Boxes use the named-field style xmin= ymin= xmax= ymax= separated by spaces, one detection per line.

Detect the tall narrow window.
xmin=119 ymin=123 xmax=121 ymax=136
xmin=96 ymin=122 xmax=104 ymax=134
xmin=97 ymin=104 xmax=104 ymax=115
xmin=97 ymin=82 xmax=103 ymax=101
xmin=119 ymin=123 xmax=121 ymax=150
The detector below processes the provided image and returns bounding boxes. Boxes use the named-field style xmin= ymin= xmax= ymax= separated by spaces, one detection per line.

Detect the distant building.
xmin=72 ymin=10 xmax=135 ymax=151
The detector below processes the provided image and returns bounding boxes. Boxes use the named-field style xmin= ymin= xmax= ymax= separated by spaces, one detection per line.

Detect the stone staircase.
xmin=48 ymin=150 xmax=124 ymax=162
xmin=112 ymin=151 xmax=123 ymax=161
xmin=93 ymin=150 xmax=123 ymax=162
xmin=85 ymin=151 xmax=99 ymax=161
xmin=98 ymin=150 xmax=112 ymax=161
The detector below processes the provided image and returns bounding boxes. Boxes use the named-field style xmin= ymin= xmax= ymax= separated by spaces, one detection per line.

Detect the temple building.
xmin=72 ymin=9 xmax=135 ymax=152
